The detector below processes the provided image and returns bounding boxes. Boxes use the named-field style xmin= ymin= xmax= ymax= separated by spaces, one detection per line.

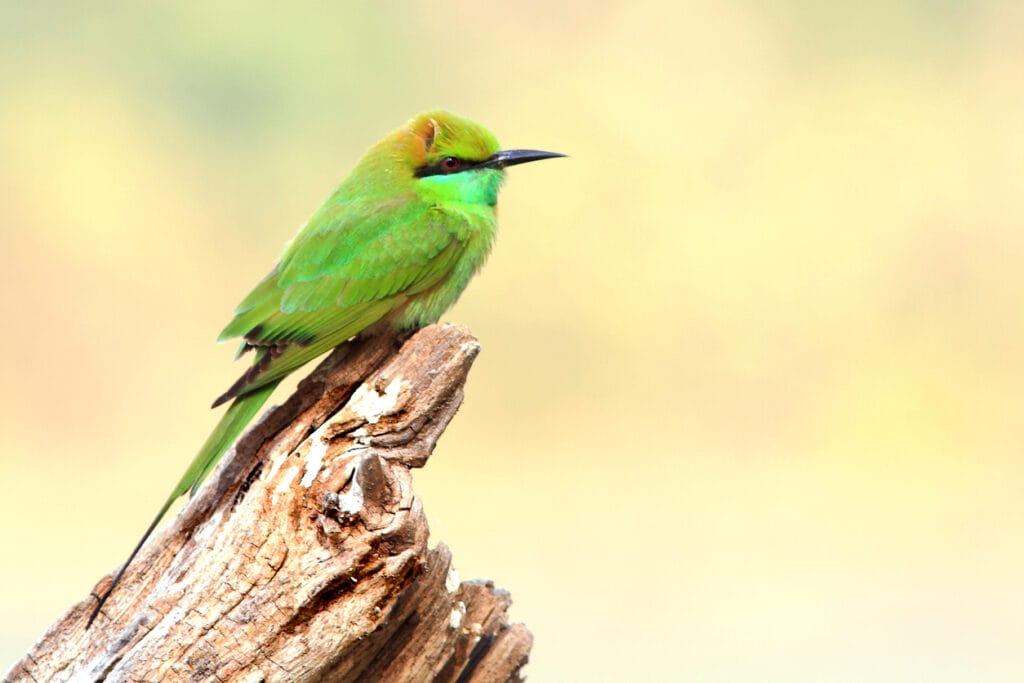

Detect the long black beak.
xmin=482 ymin=149 xmax=567 ymax=169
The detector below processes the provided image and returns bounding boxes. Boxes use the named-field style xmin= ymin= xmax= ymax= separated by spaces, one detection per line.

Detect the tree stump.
xmin=5 ymin=324 xmax=532 ymax=683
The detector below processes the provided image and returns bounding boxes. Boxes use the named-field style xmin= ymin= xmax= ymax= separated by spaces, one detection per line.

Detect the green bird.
xmin=87 ymin=110 xmax=564 ymax=627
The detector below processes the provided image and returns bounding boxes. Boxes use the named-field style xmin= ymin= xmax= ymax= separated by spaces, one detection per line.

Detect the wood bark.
xmin=5 ymin=324 xmax=532 ymax=683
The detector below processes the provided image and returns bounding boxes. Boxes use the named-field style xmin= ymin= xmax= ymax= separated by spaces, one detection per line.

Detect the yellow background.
xmin=2 ymin=3 xmax=1023 ymax=680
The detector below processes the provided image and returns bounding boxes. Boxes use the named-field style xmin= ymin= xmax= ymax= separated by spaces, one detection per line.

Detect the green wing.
xmin=213 ymin=197 xmax=464 ymax=406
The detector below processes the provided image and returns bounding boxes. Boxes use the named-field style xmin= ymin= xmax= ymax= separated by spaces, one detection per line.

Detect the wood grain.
xmin=5 ymin=324 xmax=531 ymax=683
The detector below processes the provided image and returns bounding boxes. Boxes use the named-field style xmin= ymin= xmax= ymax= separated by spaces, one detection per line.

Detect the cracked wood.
xmin=4 ymin=324 xmax=532 ymax=683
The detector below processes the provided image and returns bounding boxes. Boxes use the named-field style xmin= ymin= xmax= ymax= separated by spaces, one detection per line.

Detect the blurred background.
xmin=2 ymin=2 xmax=1023 ymax=680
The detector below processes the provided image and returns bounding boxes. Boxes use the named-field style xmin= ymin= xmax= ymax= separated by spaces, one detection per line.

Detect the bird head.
xmin=362 ymin=110 xmax=565 ymax=207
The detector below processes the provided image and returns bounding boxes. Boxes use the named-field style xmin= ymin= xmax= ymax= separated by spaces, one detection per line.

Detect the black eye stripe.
xmin=415 ymin=156 xmax=484 ymax=178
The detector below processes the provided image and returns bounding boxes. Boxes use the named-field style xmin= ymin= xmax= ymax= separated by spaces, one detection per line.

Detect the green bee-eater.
xmin=87 ymin=111 xmax=564 ymax=627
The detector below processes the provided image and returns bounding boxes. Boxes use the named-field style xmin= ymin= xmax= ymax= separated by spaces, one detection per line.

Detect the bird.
xmin=86 ymin=110 xmax=564 ymax=628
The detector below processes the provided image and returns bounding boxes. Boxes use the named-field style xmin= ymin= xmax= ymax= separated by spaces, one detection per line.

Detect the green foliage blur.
xmin=2 ymin=3 xmax=1022 ymax=680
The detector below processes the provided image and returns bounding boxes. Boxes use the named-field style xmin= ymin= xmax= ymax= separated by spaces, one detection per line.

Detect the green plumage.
xmin=87 ymin=110 xmax=564 ymax=628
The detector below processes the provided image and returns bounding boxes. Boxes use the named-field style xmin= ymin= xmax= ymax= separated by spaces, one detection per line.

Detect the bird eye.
xmin=442 ymin=157 xmax=461 ymax=172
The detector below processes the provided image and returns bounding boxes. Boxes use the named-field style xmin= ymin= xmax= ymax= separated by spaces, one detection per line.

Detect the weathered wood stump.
xmin=5 ymin=324 xmax=531 ymax=682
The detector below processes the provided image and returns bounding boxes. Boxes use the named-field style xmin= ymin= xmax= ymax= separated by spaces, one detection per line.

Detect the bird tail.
xmin=86 ymin=380 xmax=280 ymax=628
xmin=179 ymin=379 xmax=280 ymax=498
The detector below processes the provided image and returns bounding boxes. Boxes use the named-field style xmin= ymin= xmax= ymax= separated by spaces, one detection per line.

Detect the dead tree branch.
xmin=5 ymin=324 xmax=531 ymax=683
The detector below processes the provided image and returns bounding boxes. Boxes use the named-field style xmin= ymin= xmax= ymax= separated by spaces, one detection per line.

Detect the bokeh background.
xmin=2 ymin=2 xmax=1023 ymax=680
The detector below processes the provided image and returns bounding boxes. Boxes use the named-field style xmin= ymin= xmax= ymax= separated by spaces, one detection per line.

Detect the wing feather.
xmin=213 ymin=197 xmax=466 ymax=402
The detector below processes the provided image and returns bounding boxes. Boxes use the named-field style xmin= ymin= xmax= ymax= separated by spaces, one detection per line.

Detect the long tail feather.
xmin=86 ymin=380 xmax=280 ymax=628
